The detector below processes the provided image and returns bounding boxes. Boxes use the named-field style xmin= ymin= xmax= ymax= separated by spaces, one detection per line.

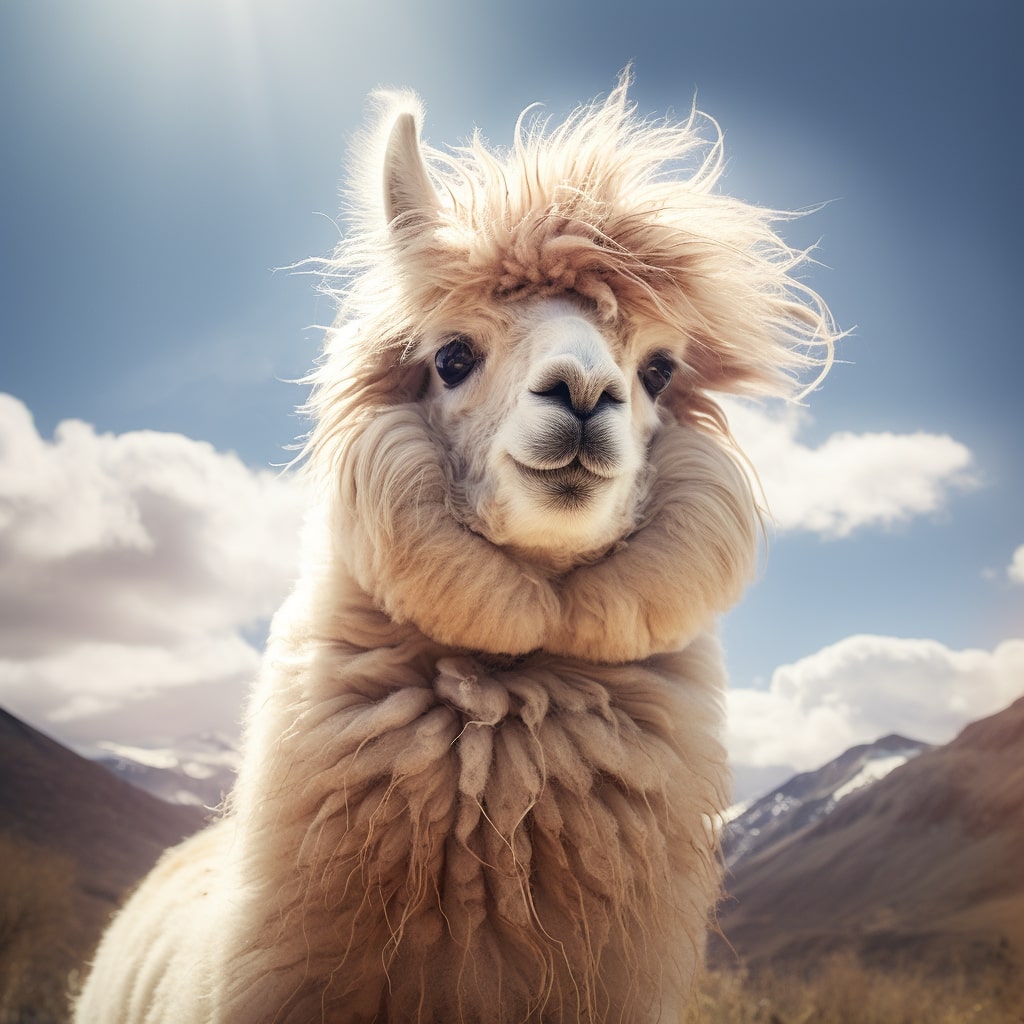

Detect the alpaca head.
xmin=416 ymin=294 xmax=662 ymax=563
xmin=303 ymin=75 xmax=836 ymax=656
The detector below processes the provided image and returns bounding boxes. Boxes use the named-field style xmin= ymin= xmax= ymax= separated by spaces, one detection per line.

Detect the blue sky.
xmin=1 ymin=0 xmax=1021 ymax=799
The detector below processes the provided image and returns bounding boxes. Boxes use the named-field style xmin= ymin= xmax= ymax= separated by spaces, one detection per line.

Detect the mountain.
xmin=0 ymin=708 xmax=206 ymax=1022
xmin=90 ymin=733 xmax=239 ymax=808
xmin=714 ymin=696 xmax=1024 ymax=993
xmin=722 ymin=733 xmax=932 ymax=868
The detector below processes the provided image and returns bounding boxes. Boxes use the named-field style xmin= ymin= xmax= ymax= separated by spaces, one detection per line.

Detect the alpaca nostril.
xmin=532 ymin=380 xmax=575 ymax=411
xmin=592 ymin=389 xmax=625 ymax=412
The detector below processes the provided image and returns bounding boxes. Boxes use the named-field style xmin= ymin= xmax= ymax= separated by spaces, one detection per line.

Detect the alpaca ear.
xmin=382 ymin=112 xmax=440 ymax=229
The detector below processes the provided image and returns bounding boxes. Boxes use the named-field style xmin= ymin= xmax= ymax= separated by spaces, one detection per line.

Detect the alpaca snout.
xmin=526 ymin=307 xmax=629 ymax=420
xmin=520 ymin=365 xmax=630 ymax=478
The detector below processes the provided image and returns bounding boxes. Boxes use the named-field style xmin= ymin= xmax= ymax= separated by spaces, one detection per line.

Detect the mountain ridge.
xmin=722 ymin=731 xmax=931 ymax=868
xmin=714 ymin=696 xmax=1024 ymax=993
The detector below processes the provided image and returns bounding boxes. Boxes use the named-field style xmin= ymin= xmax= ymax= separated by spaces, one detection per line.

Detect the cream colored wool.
xmin=74 ymin=73 xmax=835 ymax=1023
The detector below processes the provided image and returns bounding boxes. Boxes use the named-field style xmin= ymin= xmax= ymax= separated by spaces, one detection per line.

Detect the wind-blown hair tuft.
xmin=316 ymin=72 xmax=836 ymax=413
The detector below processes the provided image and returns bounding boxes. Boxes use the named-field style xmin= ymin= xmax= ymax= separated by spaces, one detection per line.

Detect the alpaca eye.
xmin=639 ymin=354 xmax=674 ymax=398
xmin=435 ymin=337 xmax=480 ymax=387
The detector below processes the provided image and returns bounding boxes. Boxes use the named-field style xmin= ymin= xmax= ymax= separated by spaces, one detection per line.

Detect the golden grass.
xmin=687 ymin=954 xmax=1023 ymax=1024
xmin=0 ymin=834 xmax=77 ymax=1024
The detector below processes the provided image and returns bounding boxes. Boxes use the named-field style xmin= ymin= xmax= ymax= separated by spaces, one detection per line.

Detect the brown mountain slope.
xmin=0 ymin=708 xmax=205 ymax=1021
xmin=714 ymin=696 xmax=1024 ymax=994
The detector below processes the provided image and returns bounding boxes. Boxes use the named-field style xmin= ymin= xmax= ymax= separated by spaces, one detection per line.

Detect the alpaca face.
xmin=421 ymin=297 xmax=666 ymax=565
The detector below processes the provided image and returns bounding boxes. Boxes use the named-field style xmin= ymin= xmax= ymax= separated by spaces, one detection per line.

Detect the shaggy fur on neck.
xmin=73 ymin=73 xmax=837 ymax=1024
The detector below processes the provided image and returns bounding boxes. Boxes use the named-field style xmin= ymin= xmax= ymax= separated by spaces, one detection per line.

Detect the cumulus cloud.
xmin=0 ymin=394 xmax=306 ymax=743
xmin=723 ymin=400 xmax=977 ymax=538
xmin=1009 ymin=545 xmax=1024 ymax=585
xmin=727 ymin=635 xmax=1024 ymax=777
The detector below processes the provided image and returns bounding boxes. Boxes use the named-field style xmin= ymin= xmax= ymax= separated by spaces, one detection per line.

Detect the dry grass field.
xmin=0 ymin=834 xmax=78 ymax=1024
xmin=687 ymin=956 xmax=1023 ymax=1024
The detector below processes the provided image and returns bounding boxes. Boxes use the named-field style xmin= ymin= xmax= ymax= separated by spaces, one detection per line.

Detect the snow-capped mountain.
xmin=90 ymin=732 xmax=239 ymax=808
xmin=722 ymin=733 xmax=931 ymax=868
xmin=714 ymin=696 xmax=1024 ymax=982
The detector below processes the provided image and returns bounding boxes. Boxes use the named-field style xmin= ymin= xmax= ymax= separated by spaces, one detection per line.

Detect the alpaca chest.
xmin=231 ymin=645 xmax=727 ymax=1023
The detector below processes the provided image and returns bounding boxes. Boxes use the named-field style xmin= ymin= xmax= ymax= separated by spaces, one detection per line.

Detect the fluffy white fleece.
xmin=73 ymin=72 xmax=835 ymax=1023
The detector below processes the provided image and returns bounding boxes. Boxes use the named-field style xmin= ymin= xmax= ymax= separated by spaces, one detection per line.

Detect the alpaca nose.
xmin=532 ymin=376 xmax=623 ymax=419
xmin=529 ymin=351 xmax=627 ymax=420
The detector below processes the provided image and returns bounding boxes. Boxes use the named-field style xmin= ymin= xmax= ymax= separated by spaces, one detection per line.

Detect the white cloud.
xmin=1009 ymin=544 xmax=1024 ymax=585
xmin=727 ymin=635 xmax=1024 ymax=776
xmin=723 ymin=400 xmax=977 ymax=538
xmin=0 ymin=635 xmax=261 ymax=737
xmin=0 ymin=394 xmax=306 ymax=742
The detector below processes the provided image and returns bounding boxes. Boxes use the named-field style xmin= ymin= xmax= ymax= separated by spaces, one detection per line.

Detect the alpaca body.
xmin=78 ymin=567 xmax=728 ymax=1023
xmin=75 ymin=74 xmax=835 ymax=1023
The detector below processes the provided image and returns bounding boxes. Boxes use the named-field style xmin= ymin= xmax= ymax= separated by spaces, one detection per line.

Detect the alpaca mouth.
xmin=514 ymin=460 xmax=606 ymax=510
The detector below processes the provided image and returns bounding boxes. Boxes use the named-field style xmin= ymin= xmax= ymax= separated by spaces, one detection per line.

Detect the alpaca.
xmin=74 ymin=74 xmax=835 ymax=1023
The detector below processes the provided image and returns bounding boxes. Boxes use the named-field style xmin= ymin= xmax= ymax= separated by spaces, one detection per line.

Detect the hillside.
xmin=0 ymin=708 xmax=205 ymax=1022
xmin=722 ymin=733 xmax=931 ymax=868
xmin=715 ymin=696 xmax=1024 ymax=997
